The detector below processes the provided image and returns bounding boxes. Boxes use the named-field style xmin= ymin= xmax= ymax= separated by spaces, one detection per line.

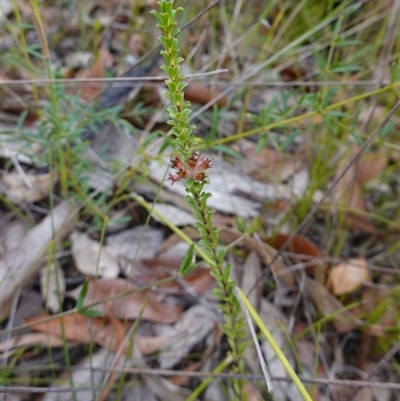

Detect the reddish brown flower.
xmin=168 ymin=173 xmax=181 ymax=185
xmin=167 ymin=151 xmax=212 ymax=185
xmin=187 ymin=150 xmax=200 ymax=169
xmin=178 ymin=168 xmax=190 ymax=179
xmin=197 ymin=155 xmax=213 ymax=171
xmin=170 ymin=155 xmax=184 ymax=170
xmin=192 ymin=171 xmax=206 ymax=181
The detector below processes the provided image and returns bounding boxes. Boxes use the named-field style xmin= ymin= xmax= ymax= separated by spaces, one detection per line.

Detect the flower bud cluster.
xmin=168 ymin=151 xmax=213 ymax=185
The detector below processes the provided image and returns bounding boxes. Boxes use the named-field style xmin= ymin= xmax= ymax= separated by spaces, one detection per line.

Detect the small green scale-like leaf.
xmin=210 ymin=269 xmax=221 ymax=281
xmin=76 ymin=279 xmax=89 ymax=310
xmin=223 ymin=264 xmax=232 ymax=282
xmin=218 ymin=248 xmax=227 ymax=263
xmin=224 ymin=326 xmax=235 ymax=338
xmin=185 ymin=179 xmax=194 ymax=190
xmin=78 ymin=308 xmax=103 ymax=318
xmin=201 ymin=245 xmax=215 ymax=261
xmin=211 ymin=230 xmax=219 ymax=246
xmin=193 ymin=210 xmax=204 ymax=221
xmin=184 ymin=194 xmax=195 ymax=205
xmin=178 ymin=244 xmax=195 ymax=276
xmin=189 ymin=182 xmax=199 ymax=192
xmin=212 ymin=287 xmax=225 ymax=299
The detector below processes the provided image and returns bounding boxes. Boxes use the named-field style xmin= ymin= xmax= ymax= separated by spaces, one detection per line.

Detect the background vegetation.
xmin=0 ymin=0 xmax=399 ymax=400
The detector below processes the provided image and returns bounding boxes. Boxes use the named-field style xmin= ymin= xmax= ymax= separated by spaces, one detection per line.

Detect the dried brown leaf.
xmin=0 ymin=202 xmax=75 ymax=321
xmin=1 ymin=170 xmax=58 ymax=203
xmin=328 ymin=258 xmax=370 ymax=296
xmin=70 ymin=231 xmax=119 ymax=278
xmin=357 ymin=152 xmax=388 ymax=185
xmin=266 ymin=233 xmax=327 ymax=278
xmin=184 ymin=83 xmax=227 ymax=107
xmin=244 ymin=144 xmax=306 ymax=183
xmin=76 ymin=45 xmax=114 ymax=100
xmin=158 ymin=304 xmax=216 ymax=369
xmin=0 ymin=332 xmax=65 ymax=358
xmin=67 ymin=278 xmax=183 ymax=324
xmin=140 ymin=257 xmax=213 ymax=294
xmin=304 ymin=277 xmax=363 ymax=333
xmin=331 ymin=149 xmax=379 ymax=234
xmin=241 ymin=250 xmax=262 ymax=310
xmin=40 ymin=261 xmax=66 ymax=313
xmin=106 ymin=226 xmax=163 ymax=278
xmin=26 ymin=313 xmax=124 ymax=351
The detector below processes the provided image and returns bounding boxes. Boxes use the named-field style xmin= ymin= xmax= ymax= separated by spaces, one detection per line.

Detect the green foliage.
xmin=178 ymin=244 xmax=195 ymax=275
xmin=151 ymin=2 xmax=197 ymax=158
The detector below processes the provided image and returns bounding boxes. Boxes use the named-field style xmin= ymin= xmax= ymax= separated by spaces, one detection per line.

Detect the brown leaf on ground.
xmin=0 ymin=212 xmax=28 ymax=255
xmin=151 ymin=203 xmax=195 ymax=226
xmin=184 ymin=83 xmax=228 ymax=108
xmin=328 ymin=258 xmax=371 ymax=296
xmin=25 ymin=313 xmax=176 ymax=355
xmin=158 ymin=304 xmax=216 ymax=369
xmin=266 ymin=233 xmax=327 ymax=278
xmin=0 ymin=72 xmax=39 ymax=124
xmin=331 ymin=148 xmax=387 ymax=234
xmin=211 ymin=213 xmax=236 ymax=227
xmin=167 ymin=332 xmax=217 ymax=387
xmin=0 ymin=202 xmax=76 ymax=322
xmin=304 ymin=277 xmax=363 ymax=333
xmin=26 ymin=313 xmax=125 ymax=352
xmin=240 ymin=250 xmax=263 ymax=310
xmin=66 ymin=278 xmax=183 ymax=323
xmin=357 ymin=152 xmax=388 ymax=185
xmin=136 ymin=334 xmax=181 ymax=356
xmin=348 ymin=212 xmax=379 ymax=233
xmin=181 ymin=267 xmax=213 ymax=294
xmin=244 ymin=145 xmax=306 ymax=183
xmin=1 ymin=170 xmax=58 ymax=204
xmin=75 ymin=45 xmax=114 ymax=100
xmin=0 ymin=332 xmax=65 ymax=359
xmin=140 ymin=257 xmax=213 ymax=295
xmin=40 ymin=261 xmax=66 ymax=313
xmin=128 ymin=33 xmax=142 ymax=58
xmin=242 ymin=252 xmax=262 ymax=372
xmin=105 ymin=226 xmax=164 ymax=278
xmin=70 ymin=231 xmax=120 ymax=278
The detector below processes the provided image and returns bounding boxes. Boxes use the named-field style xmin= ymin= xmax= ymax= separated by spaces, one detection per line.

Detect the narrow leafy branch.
xmin=151 ymin=1 xmax=248 ymax=398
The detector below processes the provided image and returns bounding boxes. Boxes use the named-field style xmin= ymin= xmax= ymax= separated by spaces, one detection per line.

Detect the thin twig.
xmin=1 ymin=372 xmax=400 ymax=393
xmin=0 ymin=69 xmax=229 ymax=86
